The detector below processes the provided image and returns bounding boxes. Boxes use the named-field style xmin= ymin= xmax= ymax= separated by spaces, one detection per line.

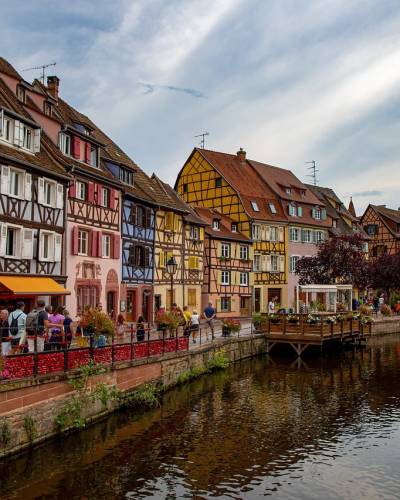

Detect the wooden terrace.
xmin=259 ymin=314 xmax=372 ymax=356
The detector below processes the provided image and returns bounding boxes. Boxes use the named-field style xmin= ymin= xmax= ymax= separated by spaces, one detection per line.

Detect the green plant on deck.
xmin=0 ymin=420 xmax=11 ymax=447
xmin=23 ymin=416 xmax=37 ymax=443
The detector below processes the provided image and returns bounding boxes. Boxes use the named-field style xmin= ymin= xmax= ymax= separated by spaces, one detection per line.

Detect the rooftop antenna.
xmin=22 ymin=62 xmax=57 ymax=84
xmin=195 ymin=131 xmax=209 ymax=149
xmin=306 ymin=160 xmax=319 ymax=186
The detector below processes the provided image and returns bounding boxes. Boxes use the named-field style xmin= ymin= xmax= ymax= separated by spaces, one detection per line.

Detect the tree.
xmin=295 ymin=234 xmax=370 ymax=288
xmin=369 ymin=251 xmax=400 ymax=295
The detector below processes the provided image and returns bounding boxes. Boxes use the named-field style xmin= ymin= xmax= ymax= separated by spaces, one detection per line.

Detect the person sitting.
xmin=136 ymin=316 xmax=146 ymax=342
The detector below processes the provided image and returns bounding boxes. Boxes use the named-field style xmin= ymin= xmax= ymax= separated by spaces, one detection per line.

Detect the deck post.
xmin=320 ymin=317 xmax=324 ymax=338
xmin=283 ymin=314 xmax=287 ymax=335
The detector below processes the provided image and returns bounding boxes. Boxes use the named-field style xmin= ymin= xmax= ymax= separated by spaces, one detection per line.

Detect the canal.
xmin=1 ymin=334 xmax=400 ymax=499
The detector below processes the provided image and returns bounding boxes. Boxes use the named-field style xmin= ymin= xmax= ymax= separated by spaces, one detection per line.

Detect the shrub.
xmin=252 ymin=313 xmax=265 ymax=329
xmin=221 ymin=319 xmax=241 ymax=332
xmin=389 ymin=291 xmax=400 ymax=309
xmin=359 ymin=304 xmax=372 ymax=316
xmin=381 ymin=304 xmax=392 ymax=316
xmin=80 ymin=308 xmax=115 ymax=338
xmin=23 ymin=416 xmax=37 ymax=443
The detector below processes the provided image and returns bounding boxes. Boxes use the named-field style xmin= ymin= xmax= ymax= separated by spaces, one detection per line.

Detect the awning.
xmin=0 ymin=277 xmax=70 ymax=295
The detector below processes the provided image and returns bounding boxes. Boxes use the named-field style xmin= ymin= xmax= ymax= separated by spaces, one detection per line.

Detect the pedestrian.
xmin=63 ymin=310 xmax=73 ymax=346
xmin=0 ymin=309 xmax=10 ymax=356
xmin=268 ymin=297 xmax=276 ymax=314
xmin=8 ymin=301 xmax=27 ymax=352
xmin=136 ymin=315 xmax=146 ymax=342
xmin=48 ymin=306 xmax=65 ymax=350
xmin=203 ymin=302 xmax=216 ymax=339
xmin=373 ymin=296 xmax=379 ymax=314
xmin=116 ymin=314 xmax=126 ymax=340
xmin=190 ymin=310 xmax=200 ymax=344
xmin=182 ymin=306 xmax=192 ymax=337
xmin=379 ymin=294 xmax=385 ymax=308
xmin=96 ymin=303 xmax=103 ymax=312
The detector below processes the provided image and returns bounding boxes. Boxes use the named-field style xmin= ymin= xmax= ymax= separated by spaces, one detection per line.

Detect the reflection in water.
xmin=2 ymin=336 xmax=400 ymax=499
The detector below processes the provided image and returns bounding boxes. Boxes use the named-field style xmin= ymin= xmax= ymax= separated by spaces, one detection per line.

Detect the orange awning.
xmin=0 ymin=277 xmax=70 ymax=295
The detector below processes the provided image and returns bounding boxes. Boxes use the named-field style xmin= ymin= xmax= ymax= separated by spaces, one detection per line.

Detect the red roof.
xmin=193 ymin=207 xmax=250 ymax=242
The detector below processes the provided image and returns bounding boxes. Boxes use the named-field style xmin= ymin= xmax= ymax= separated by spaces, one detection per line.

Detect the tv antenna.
xmin=22 ymin=62 xmax=57 ymax=84
xmin=306 ymin=160 xmax=319 ymax=186
xmin=195 ymin=131 xmax=209 ymax=149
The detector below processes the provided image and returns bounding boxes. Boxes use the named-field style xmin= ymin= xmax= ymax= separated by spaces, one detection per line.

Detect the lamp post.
xmin=166 ymin=256 xmax=178 ymax=310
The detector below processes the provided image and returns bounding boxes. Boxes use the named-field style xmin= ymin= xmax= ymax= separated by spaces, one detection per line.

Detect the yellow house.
xmin=175 ymin=148 xmax=289 ymax=310
xmin=151 ymin=175 xmax=206 ymax=313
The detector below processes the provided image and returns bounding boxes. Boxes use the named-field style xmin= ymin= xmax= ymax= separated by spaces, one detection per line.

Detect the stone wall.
xmin=0 ymin=335 xmax=266 ymax=458
xmin=371 ymin=318 xmax=400 ymax=335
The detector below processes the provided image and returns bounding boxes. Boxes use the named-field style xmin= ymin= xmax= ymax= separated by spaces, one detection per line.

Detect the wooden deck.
xmin=259 ymin=314 xmax=372 ymax=356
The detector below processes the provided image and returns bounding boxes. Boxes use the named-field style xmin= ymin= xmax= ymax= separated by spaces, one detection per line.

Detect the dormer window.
xmin=215 ymin=177 xmax=222 ymax=188
xmin=43 ymin=102 xmax=52 ymax=117
xmin=90 ymin=145 xmax=98 ymax=168
xmin=231 ymin=223 xmax=237 ymax=233
xmin=1 ymin=115 xmax=13 ymax=143
xmin=269 ymin=202 xmax=277 ymax=214
xmin=288 ymin=203 xmax=296 ymax=216
xmin=16 ymin=85 xmax=26 ymax=103
xmin=59 ymin=133 xmax=71 ymax=156
xmin=313 ymin=207 xmax=321 ymax=220
xmin=285 ymin=187 xmax=291 ymax=195
xmin=301 ymin=190 xmax=306 ymax=197
xmin=251 ymin=201 xmax=259 ymax=212
xmin=212 ymin=219 xmax=220 ymax=230
xmin=120 ymin=167 xmax=134 ymax=186
xmin=22 ymin=126 xmax=32 ymax=150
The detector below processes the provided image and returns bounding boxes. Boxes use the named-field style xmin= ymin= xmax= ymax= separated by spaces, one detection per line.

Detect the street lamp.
xmin=166 ymin=256 xmax=177 ymax=310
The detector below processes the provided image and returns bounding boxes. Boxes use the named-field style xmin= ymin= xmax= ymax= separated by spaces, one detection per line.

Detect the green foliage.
xmin=23 ymin=416 xmax=37 ymax=443
xmin=252 ymin=313 xmax=265 ymax=330
xmin=118 ymin=383 xmax=161 ymax=409
xmin=69 ymin=361 xmax=105 ymax=391
xmin=176 ymin=366 xmax=207 ymax=384
xmin=207 ymin=350 xmax=230 ymax=370
xmin=91 ymin=383 xmax=119 ymax=408
xmin=80 ymin=308 xmax=115 ymax=338
xmin=176 ymin=351 xmax=230 ymax=385
xmin=389 ymin=291 xmax=400 ymax=308
xmin=0 ymin=420 xmax=11 ymax=447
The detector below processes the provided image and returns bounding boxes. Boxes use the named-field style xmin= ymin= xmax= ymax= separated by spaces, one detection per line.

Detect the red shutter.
xmin=97 ymin=231 xmax=103 ymax=257
xmin=85 ymin=142 xmax=91 ymax=164
xmin=69 ymin=181 xmax=76 ymax=198
xmin=94 ymin=183 xmax=101 ymax=204
xmin=91 ymin=231 xmax=98 ymax=257
xmin=109 ymin=189 xmax=116 ymax=210
xmin=113 ymin=234 xmax=120 ymax=259
xmin=72 ymin=136 xmax=81 ymax=159
xmin=71 ymin=226 xmax=78 ymax=255
xmin=88 ymin=182 xmax=95 ymax=203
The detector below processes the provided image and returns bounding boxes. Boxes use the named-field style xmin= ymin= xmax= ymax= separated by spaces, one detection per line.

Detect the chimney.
xmin=237 ymin=147 xmax=246 ymax=162
xmin=47 ymin=75 xmax=60 ymax=101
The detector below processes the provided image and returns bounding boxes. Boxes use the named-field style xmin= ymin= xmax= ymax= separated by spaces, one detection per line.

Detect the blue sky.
xmin=1 ymin=0 xmax=400 ymax=214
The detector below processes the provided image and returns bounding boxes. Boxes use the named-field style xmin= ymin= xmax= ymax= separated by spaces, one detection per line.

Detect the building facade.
xmin=361 ymin=205 xmax=400 ymax=258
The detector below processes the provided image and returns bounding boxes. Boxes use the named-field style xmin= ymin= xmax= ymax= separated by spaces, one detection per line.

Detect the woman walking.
xmin=190 ymin=310 xmax=200 ymax=344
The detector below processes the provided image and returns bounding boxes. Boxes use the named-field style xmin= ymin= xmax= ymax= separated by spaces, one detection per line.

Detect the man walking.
xmin=8 ymin=302 xmax=27 ymax=349
xmin=203 ymin=302 xmax=216 ymax=339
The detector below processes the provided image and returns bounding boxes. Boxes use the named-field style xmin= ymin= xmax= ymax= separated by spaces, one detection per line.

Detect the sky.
xmin=1 ymin=0 xmax=400 ymax=214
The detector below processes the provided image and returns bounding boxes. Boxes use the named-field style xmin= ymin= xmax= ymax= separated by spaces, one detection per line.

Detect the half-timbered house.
xmin=152 ymin=175 xmax=206 ymax=313
xmin=193 ymin=207 xmax=253 ymax=317
xmin=175 ymin=148 xmax=288 ymax=311
xmin=0 ymin=58 xmax=70 ymax=308
xmin=360 ymin=205 xmax=400 ymax=258
xmin=21 ymin=74 xmax=123 ymax=318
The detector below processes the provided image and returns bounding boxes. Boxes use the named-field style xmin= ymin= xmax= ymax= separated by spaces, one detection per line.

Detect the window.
xmin=251 ymin=201 xmax=259 ymax=212
xmin=183 ymin=183 xmax=188 ymax=193
xmin=289 ymin=227 xmax=300 ymax=242
xmin=221 ymin=243 xmax=230 ymax=258
xmin=289 ymin=204 xmax=296 ymax=216
xmin=129 ymin=245 xmax=150 ymax=267
xmin=2 ymin=117 xmax=13 ymax=143
xmin=212 ymin=219 xmax=220 ymax=230
xmin=240 ymin=272 xmax=249 ymax=286
xmin=269 ymin=202 xmax=277 ymax=214
xmin=365 ymin=224 xmax=378 ymax=235
xmin=77 ymin=285 xmax=99 ymax=313
xmin=231 ymin=223 xmax=237 ymax=233
xmin=314 ymin=207 xmax=321 ymax=220
xmin=5 ymin=226 xmax=20 ymax=258
xmin=289 ymin=255 xmax=299 ymax=273
xmin=285 ymin=187 xmax=291 ymax=194
xmin=221 ymin=270 xmax=230 ymax=285
xmin=315 ymin=231 xmax=324 ymax=243
xmin=270 ymin=227 xmax=278 ymax=242
xmin=43 ymin=102 xmax=52 ymax=116
xmin=271 ymin=255 xmax=279 ymax=272
xmin=254 ymin=254 xmax=262 ymax=271
xmin=39 ymin=231 xmax=61 ymax=262
xmin=16 ymin=85 xmax=26 ymax=103
xmin=221 ymin=297 xmax=231 ymax=312
xmin=9 ymin=169 xmax=23 ymax=198
xmin=90 ymin=145 xmax=98 ymax=167
xmin=239 ymin=245 xmax=248 ymax=260
xmin=101 ymin=187 xmax=110 ymax=208
xmin=43 ymin=179 xmax=56 ymax=207
xmin=102 ymin=234 xmax=111 ymax=258
xmin=188 ymin=256 xmax=199 ymax=269
xmin=120 ymin=167 xmax=134 ymax=186
xmin=78 ymin=230 xmax=88 ymax=255
xmin=188 ymin=288 xmax=197 ymax=307
xmin=252 ymin=224 xmax=261 ymax=241
xmin=215 ymin=177 xmax=222 ymax=188
xmin=21 ymin=125 xmax=32 ymax=151
xmin=190 ymin=226 xmax=199 ymax=240
xmin=362 ymin=242 xmax=368 ymax=253
xmin=76 ymin=181 xmax=87 ymax=200
xmin=302 ymin=229 xmax=312 ymax=243
xmin=297 ymin=206 xmax=303 ymax=217
xmin=301 ymin=190 xmax=306 ymax=197
xmin=59 ymin=133 xmax=71 ymax=156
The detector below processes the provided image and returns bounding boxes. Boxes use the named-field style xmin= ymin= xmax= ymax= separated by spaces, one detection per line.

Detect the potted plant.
xmin=165 ymin=312 xmax=181 ymax=337
xmin=80 ymin=308 xmax=115 ymax=347
xmin=252 ymin=313 xmax=266 ymax=331
xmin=325 ymin=316 xmax=336 ymax=324
xmin=381 ymin=304 xmax=392 ymax=317
xmin=221 ymin=319 xmax=241 ymax=337
xmin=287 ymin=314 xmax=299 ymax=325
xmin=306 ymin=314 xmax=318 ymax=325
xmin=336 ymin=302 xmax=346 ymax=312
xmin=155 ymin=310 xmax=169 ymax=335
xmin=359 ymin=304 xmax=372 ymax=316
xmin=269 ymin=313 xmax=280 ymax=324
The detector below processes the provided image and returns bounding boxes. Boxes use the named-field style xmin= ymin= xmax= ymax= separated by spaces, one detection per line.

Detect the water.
xmin=1 ymin=335 xmax=400 ymax=499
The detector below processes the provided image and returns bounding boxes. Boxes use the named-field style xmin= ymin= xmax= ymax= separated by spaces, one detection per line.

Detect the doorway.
xmin=240 ymin=296 xmax=250 ymax=316
xmin=126 ymin=290 xmax=136 ymax=322
xmin=106 ymin=291 xmax=115 ymax=319
xmin=142 ymin=289 xmax=151 ymax=323
xmin=268 ymin=288 xmax=282 ymax=306
xmin=254 ymin=288 xmax=261 ymax=313
xmin=166 ymin=289 xmax=175 ymax=310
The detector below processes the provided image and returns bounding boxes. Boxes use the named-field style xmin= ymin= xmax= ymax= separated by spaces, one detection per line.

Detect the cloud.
xmin=138 ymin=82 xmax=205 ymax=98
xmin=352 ymin=190 xmax=383 ymax=197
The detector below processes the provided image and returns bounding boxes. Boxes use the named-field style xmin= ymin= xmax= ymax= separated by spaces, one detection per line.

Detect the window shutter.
xmin=94 ymin=183 xmax=101 ymax=204
xmin=145 ymin=208 xmax=151 ymax=228
xmin=174 ymin=214 xmax=179 ymax=233
xmin=113 ymin=234 xmax=120 ymax=259
xmin=96 ymin=230 xmax=102 ymax=257
xmin=217 ymin=271 xmax=222 ymax=285
xmin=69 ymin=181 xmax=76 ymax=198
xmin=312 ymin=230 xmax=318 ymax=243
xmin=90 ymin=231 xmax=98 ymax=257
xmin=24 ymin=173 xmax=32 ymax=201
xmin=0 ymin=224 xmax=6 ymax=257
xmin=279 ymin=255 xmax=285 ymax=272
xmin=71 ymin=226 xmax=79 ymax=255
xmin=88 ymin=182 xmax=95 ymax=203
xmin=14 ymin=120 xmax=21 ymax=146
xmin=33 ymin=128 xmax=41 ymax=153
xmin=130 ymin=204 xmax=137 ymax=225
xmin=144 ymin=246 xmax=150 ymax=267
xmin=159 ymin=251 xmax=165 ymax=268
xmin=279 ymin=227 xmax=284 ymax=242
xmin=265 ymin=255 xmax=272 ymax=272
xmin=301 ymin=229 xmax=306 ymax=242
xmin=38 ymin=231 xmax=44 ymax=261
xmin=38 ymin=177 xmax=44 ymax=204
xmin=311 ymin=208 xmax=316 ymax=219
xmin=1 ymin=165 xmax=10 ymax=195
xmin=54 ymin=233 xmax=62 ymax=262
xmin=297 ymin=206 xmax=303 ymax=217
xmin=55 ymin=184 xmax=64 ymax=209
xmin=109 ymin=189 xmax=116 ymax=210
xmin=321 ymin=208 xmax=327 ymax=220
xmin=72 ymin=136 xmax=81 ymax=159
xmin=85 ymin=142 xmax=91 ymax=164
xmin=249 ymin=271 xmax=254 ymax=286
xmin=22 ymin=228 xmax=34 ymax=260
xmin=199 ymin=227 xmax=204 ymax=240
xmin=216 ymin=298 xmax=221 ymax=313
